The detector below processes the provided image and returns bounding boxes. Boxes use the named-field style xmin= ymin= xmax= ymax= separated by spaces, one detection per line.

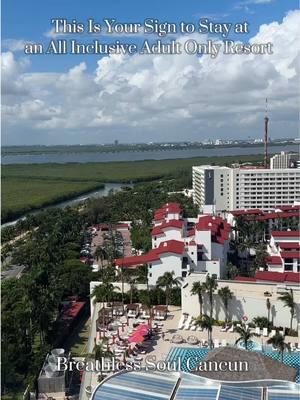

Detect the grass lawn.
xmin=2 ymin=154 xmax=263 ymax=221
xmin=63 ymin=314 xmax=90 ymax=357
xmin=2 ymin=154 xmax=262 ymax=182
xmin=2 ymin=177 xmax=103 ymax=221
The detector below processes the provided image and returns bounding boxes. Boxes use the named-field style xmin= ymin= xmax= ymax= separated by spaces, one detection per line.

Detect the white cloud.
xmin=2 ymin=39 xmax=27 ymax=52
xmin=2 ymin=10 xmax=300 ymax=144
xmin=44 ymin=27 xmax=66 ymax=38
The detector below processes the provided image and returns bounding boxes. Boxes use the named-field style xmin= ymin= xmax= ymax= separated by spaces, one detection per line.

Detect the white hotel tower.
xmin=192 ymin=153 xmax=300 ymax=212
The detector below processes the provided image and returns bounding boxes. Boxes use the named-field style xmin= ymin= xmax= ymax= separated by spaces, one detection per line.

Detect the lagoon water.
xmin=2 ymin=182 xmax=126 ymax=227
xmin=2 ymin=144 xmax=299 ymax=164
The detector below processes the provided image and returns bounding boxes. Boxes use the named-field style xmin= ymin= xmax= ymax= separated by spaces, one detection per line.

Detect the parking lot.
xmin=81 ymin=224 xmax=133 ymax=268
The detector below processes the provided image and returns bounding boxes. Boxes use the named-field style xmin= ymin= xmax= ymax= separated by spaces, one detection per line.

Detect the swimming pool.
xmin=237 ymin=340 xmax=262 ymax=351
xmin=166 ymin=346 xmax=300 ymax=383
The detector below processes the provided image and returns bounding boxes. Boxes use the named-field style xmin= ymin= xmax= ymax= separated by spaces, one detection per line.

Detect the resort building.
xmin=182 ymin=271 xmax=300 ymax=327
xmin=227 ymin=204 xmax=300 ymax=240
xmin=115 ymin=203 xmax=231 ymax=284
xmin=270 ymin=151 xmax=299 ymax=169
xmin=266 ymin=230 xmax=300 ymax=273
xmin=192 ymin=163 xmax=300 ymax=212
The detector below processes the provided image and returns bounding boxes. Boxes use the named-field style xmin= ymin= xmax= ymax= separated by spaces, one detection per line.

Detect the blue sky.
xmin=2 ymin=0 xmax=299 ymax=145
xmin=3 ymin=0 xmax=297 ymax=72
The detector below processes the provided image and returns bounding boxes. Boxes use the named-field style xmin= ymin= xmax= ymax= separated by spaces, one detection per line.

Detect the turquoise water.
xmin=237 ymin=340 xmax=262 ymax=351
xmin=166 ymin=346 xmax=300 ymax=383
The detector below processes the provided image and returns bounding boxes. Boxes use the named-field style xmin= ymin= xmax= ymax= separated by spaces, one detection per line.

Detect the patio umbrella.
xmin=128 ymin=333 xmax=145 ymax=343
xmin=136 ymin=326 xmax=149 ymax=334
xmin=138 ymin=324 xmax=150 ymax=330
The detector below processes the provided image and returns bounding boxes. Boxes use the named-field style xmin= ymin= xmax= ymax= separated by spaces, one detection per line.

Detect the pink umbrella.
xmin=128 ymin=333 xmax=145 ymax=343
xmin=137 ymin=328 xmax=149 ymax=336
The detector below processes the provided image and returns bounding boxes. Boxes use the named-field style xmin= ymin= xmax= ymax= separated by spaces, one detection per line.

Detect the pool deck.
xmin=80 ymin=305 xmax=299 ymax=397
xmin=145 ymin=307 xmax=299 ymax=363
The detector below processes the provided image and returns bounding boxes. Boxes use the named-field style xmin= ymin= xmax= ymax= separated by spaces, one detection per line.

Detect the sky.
xmin=2 ymin=0 xmax=300 ymax=145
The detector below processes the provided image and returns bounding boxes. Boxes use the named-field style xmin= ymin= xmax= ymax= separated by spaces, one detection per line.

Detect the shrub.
xmin=253 ymin=316 xmax=272 ymax=329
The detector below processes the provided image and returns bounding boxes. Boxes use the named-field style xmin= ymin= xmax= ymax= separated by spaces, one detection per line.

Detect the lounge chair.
xmin=184 ymin=315 xmax=192 ymax=330
xmin=228 ymin=325 xmax=234 ymax=333
xmin=190 ymin=321 xmax=197 ymax=331
xmin=263 ymin=327 xmax=268 ymax=337
xmin=290 ymin=343 xmax=296 ymax=352
xmin=279 ymin=329 xmax=284 ymax=336
xmin=255 ymin=327 xmax=261 ymax=336
xmin=197 ymin=326 xmax=203 ymax=331
xmin=178 ymin=315 xmax=185 ymax=330
xmin=270 ymin=329 xmax=276 ymax=337
xmin=221 ymin=339 xmax=227 ymax=347
xmin=214 ymin=339 xmax=220 ymax=348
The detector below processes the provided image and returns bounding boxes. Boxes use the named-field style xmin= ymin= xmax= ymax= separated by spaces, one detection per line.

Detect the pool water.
xmin=166 ymin=346 xmax=300 ymax=383
xmin=237 ymin=340 xmax=262 ymax=351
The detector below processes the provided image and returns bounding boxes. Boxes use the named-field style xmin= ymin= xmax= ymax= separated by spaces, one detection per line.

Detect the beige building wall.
xmin=182 ymin=273 xmax=300 ymax=329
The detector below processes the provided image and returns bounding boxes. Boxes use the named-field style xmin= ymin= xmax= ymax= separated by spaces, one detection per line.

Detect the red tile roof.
xmin=255 ymin=271 xmax=300 ymax=283
xmin=278 ymin=243 xmax=300 ymax=250
xmin=278 ymin=205 xmax=300 ymax=211
xmin=230 ymin=207 xmax=299 ymax=221
xmin=230 ymin=209 xmax=263 ymax=216
xmin=114 ymin=223 xmax=130 ymax=229
xmin=154 ymin=203 xmax=182 ymax=220
xmin=272 ymin=231 xmax=300 ymax=238
xmin=151 ymin=226 xmax=164 ymax=236
xmin=115 ymin=240 xmax=185 ymax=267
xmin=151 ymin=219 xmax=184 ymax=236
xmin=115 ymin=252 xmax=160 ymax=267
xmin=249 ymin=211 xmax=299 ymax=221
xmin=196 ymin=215 xmax=231 ymax=244
xmin=281 ymin=251 xmax=300 ymax=259
xmin=61 ymin=301 xmax=85 ymax=320
xmin=266 ymin=256 xmax=282 ymax=265
xmin=234 ymin=276 xmax=257 ymax=282
xmin=235 ymin=272 xmax=300 ymax=283
xmin=156 ymin=240 xmax=185 ymax=255
xmin=285 ymin=272 xmax=300 ymax=283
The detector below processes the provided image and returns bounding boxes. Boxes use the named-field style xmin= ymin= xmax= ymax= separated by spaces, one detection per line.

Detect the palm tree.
xmin=226 ymin=262 xmax=239 ymax=280
xmin=279 ymin=289 xmax=296 ymax=332
xmin=86 ymin=339 xmax=113 ymax=379
xmin=218 ymin=286 xmax=233 ymax=323
xmin=127 ymin=276 xmax=136 ymax=304
xmin=94 ymin=246 xmax=107 ymax=274
xmin=194 ymin=315 xmax=214 ymax=348
xmin=267 ymin=333 xmax=290 ymax=362
xmin=204 ymin=275 xmax=218 ymax=319
xmin=235 ymin=324 xmax=257 ymax=350
xmin=136 ymin=264 xmax=149 ymax=290
xmin=253 ymin=244 xmax=268 ymax=272
xmin=139 ymin=291 xmax=152 ymax=311
xmin=190 ymin=281 xmax=205 ymax=318
xmin=156 ymin=271 xmax=182 ymax=309
xmin=92 ymin=282 xmax=120 ymax=306
xmin=266 ymin=298 xmax=271 ymax=324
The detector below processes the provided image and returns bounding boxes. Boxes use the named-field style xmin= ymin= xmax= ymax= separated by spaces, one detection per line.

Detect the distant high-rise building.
xmin=270 ymin=151 xmax=299 ymax=169
xmin=114 ymin=139 xmax=119 ymax=146
xmin=193 ymin=160 xmax=300 ymax=212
